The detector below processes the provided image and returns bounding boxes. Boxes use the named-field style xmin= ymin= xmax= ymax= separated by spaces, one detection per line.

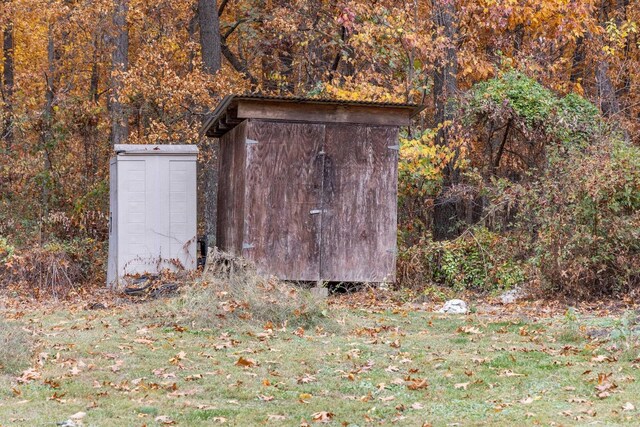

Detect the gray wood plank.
xmin=216 ymin=120 xmax=247 ymax=255
xmin=320 ymin=125 xmax=398 ymax=282
xmin=237 ymin=101 xmax=412 ymax=126
xmin=243 ymin=120 xmax=325 ymax=281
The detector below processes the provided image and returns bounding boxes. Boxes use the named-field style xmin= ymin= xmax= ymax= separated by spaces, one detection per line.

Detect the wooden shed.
xmin=201 ymin=95 xmax=423 ymax=283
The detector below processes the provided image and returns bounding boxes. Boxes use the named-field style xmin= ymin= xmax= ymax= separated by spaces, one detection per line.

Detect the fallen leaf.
xmin=406 ymin=378 xmax=428 ymax=390
xmin=457 ymin=326 xmax=482 ymax=335
xmin=196 ymin=404 xmax=216 ymax=410
xmin=17 ymin=368 xmax=41 ymax=384
xmin=311 ymin=411 xmax=334 ymax=423
xmin=70 ymin=412 xmax=86 ymax=420
xmin=622 ymin=402 xmax=635 ymax=411
xmin=499 ymin=370 xmax=524 ymax=377
xmin=454 ymin=382 xmax=470 ymax=390
xmin=299 ymin=393 xmax=312 ymax=403
xmin=169 ymin=352 xmax=187 ymax=365
xmin=110 ymin=360 xmax=124 ymax=373
xmin=297 ymin=374 xmax=317 ymax=384
xmin=591 ymin=354 xmax=615 ymax=363
xmin=155 ymin=415 xmax=176 ymax=425
xmin=168 ymin=388 xmax=197 ymax=397
xmin=235 ymin=357 xmax=256 ymax=368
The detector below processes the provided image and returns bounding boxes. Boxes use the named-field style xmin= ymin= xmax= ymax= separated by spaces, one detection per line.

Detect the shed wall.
xmin=243 ymin=120 xmax=325 ymax=281
xmin=320 ymin=124 xmax=398 ymax=282
xmin=216 ymin=120 xmax=247 ymax=255
xmin=214 ymin=119 xmax=398 ymax=282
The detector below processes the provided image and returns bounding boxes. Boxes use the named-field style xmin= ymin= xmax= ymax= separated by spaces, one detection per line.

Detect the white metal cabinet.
xmin=107 ymin=145 xmax=198 ymax=288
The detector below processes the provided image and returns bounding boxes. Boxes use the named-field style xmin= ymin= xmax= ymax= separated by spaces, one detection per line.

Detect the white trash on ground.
xmin=437 ymin=299 xmax=468 ymax=314
xmin=500 ymin=288 xmax=523 ymax=305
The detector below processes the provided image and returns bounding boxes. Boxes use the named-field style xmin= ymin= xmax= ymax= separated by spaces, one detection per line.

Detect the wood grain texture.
xmin=243 ymin=120 xmax=325 ymax=281
xmin=237 ymin=101 xmax=412 ymax=126
xmin=216 ymin=120 xmax=247 ymax=254
xmin=320 ymin=124 xmax=398 ymax=282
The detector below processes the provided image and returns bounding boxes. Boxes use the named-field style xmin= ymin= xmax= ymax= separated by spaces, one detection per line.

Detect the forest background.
xmin=0 ymin=0 xmax=638 ymax=299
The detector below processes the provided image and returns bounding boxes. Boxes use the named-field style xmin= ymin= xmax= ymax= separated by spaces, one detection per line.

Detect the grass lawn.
xmin=1 ymin=296 xmax=639 ymax=426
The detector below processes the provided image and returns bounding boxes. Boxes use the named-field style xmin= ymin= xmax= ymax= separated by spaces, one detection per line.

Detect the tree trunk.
xmin=84 ymin=36 xmax=100 ymax=185
xmin=42 ymin=26 xmax=55 ymax=218
xmin=595 ymin=0 xmax=621 ymax=118
xmin=432 ymin=0 xmax=458 ymax=148
xmin=431 ymin=0 xmax=460 ymax=240
xmin=570 ymin=37 xmax=585 ymax=84
xmin=197 ymin=0 xmax=222 ymax=248
xmin=2 ymin=18 xmax=14 ymax=150
xmin=596 ymin=59 xmax=620 ymax=117
xmin=198 ymin=0 xmax=222 ymax=74
xmin=110 ymin=0 xmax=129 ymax=146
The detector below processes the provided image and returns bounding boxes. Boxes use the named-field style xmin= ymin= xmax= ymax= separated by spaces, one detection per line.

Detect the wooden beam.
xmin=236 ymin=100 xmax=412 ymax=126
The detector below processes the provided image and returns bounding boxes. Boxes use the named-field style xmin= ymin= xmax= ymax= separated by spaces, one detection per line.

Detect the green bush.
xmin=398 ymin=226 xmax=526 ymax=293
xmin=469 ymin=70 xmax=557 ymax=127
xmin=0 ymin=236 xmax=15 ymax=263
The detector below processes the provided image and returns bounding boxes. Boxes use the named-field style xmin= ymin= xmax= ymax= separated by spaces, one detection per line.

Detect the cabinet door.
xmin=117 ymin=156 xmax=198 ymax=277
xmin=243 ymin=121 xmax=325 ymax=281
xmin=321 ymin=125 xmax=398 ymax=282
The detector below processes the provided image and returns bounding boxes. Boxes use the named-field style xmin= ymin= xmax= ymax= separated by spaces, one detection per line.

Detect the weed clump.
xmin=0 ymin=318 xmax=33 ymax=375
xmin=173 ymin=251 xmax=329 ymax=330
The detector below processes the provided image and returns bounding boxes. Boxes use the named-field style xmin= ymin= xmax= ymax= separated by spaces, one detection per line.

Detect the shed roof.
xmin=114 ymin=144 xmax=199 ymax=155
xmin=200 ymin=95 xmax=425 ymax=138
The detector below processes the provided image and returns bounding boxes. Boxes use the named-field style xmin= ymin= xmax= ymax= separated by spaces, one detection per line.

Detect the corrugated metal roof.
xmin=230 ymin=94 xmax=423 ymax=108
xmin=200 ymin=94 xmax=425 ymax=138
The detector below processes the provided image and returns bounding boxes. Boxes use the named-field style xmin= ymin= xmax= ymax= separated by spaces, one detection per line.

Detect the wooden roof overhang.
xmin=200 ymin=95 xmax=425 ymax=138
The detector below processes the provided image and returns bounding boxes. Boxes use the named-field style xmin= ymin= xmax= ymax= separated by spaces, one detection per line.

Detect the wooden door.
xmin=321 ymin=125 xmax=398 ymax=282
xmin=243 ymin=121 xmax=325 ymax=281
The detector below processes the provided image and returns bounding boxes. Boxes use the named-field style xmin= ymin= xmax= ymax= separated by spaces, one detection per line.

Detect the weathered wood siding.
xmin=216 ymin=120 xmax=247 ymax=254
xmin=215 ymin=119 xmax=400 ymax=283
xmin=243 ymin=120 xmax=325 ymax=281
xmin=321 ymin=125 xmax=398 ymax=282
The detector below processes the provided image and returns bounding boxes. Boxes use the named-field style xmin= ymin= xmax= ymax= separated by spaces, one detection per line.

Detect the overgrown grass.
xmin=0 ymin=318 xmax=33 ymax=375
xmin=1 ymin=301 xmax=640 ymax=426
xmin=169 ymin=260 xmax=330 ymax=330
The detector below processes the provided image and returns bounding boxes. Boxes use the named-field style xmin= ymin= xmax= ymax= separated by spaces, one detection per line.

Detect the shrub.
xmin=397 ymin=226 xmax=526 ymax=293
xmin=1 ymin=238 xmax=105 ymax=298
xmin=0 ymin=318 xmax=33 ymax=375
xmin=524 ymin=139 xmax=640 ymax=297
xmin=0 ymin=236 xmax=15 ymax=263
